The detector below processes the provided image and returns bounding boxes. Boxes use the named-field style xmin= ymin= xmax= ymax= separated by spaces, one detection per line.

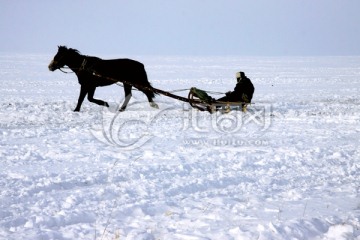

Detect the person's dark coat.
xmin=217 ymin=73 xmax=254 ymax=103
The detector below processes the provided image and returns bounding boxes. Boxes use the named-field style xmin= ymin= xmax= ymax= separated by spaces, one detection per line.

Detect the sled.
xmin=188 ymin=87 xmax=249 ymax=113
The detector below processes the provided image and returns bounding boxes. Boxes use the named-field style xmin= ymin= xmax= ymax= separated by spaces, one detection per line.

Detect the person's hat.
xmin=236 ymin=72 xmax=245 ymax=79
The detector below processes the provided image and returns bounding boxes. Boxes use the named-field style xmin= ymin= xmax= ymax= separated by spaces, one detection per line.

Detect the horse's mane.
xmin=59 ymin=45 xmax=81 ymax=55
xmin=58 ymin=45 xmax=102 ymax=61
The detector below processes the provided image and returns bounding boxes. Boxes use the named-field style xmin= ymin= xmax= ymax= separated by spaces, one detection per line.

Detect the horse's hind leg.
xmin=120 ymin=84 xmax=132 ymax=111
xmin=87 ymin=87 xmax=109 ymax=107
xmin=145 ymin=90 xmax=158 ymax=109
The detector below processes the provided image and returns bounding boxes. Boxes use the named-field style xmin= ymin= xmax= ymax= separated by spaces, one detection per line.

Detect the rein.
xmin=59 ymin=67 xmax=75 ymax=74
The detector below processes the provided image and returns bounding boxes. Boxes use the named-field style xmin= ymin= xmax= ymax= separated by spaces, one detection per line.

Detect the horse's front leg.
xmin=87 ymin=87 xmax=109 ymax=107
xmin=74 ymin=85 xmax=88 ymax=112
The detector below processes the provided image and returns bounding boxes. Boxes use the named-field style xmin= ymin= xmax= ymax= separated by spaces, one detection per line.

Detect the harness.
xmin=59 ymin=59 xmax=87 ymax=74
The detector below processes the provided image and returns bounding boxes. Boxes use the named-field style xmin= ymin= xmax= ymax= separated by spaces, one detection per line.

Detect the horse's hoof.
xmin=119 ymin=108 xmax=126 ymax=112
xmin=104 ymin=103 xmax=109 ymax=107
xmin=150 ymin=102 xmax=159 ymax=109
xmin=74 ymin=109 xmax=80 ymax=112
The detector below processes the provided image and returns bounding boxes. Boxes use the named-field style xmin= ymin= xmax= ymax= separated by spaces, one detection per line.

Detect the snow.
xmin=0 ymin=54 xmax=360 ymax=239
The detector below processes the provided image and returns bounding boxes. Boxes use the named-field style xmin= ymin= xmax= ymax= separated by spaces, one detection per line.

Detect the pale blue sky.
xmin=1 ymin=0 xmax=360 ymax=55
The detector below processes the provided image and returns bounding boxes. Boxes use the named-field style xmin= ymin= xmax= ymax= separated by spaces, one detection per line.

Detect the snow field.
xmin=0 ymin=55 xmax=359 ymax=239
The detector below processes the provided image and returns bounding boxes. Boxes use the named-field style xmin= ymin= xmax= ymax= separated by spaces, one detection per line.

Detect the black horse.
xmin=48 ymin=46 xmax=158 ymax=112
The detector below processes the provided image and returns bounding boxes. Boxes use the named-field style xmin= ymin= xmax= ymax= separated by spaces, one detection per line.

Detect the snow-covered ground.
xmin=0 ymin=54 xmax=359 ymax=239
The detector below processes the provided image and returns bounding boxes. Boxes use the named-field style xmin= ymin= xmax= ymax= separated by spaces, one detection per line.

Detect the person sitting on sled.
xmin=216 ymin=71 xmax=255 ymax=111
xmin=189 ymin=71 xmax=254 ymax=112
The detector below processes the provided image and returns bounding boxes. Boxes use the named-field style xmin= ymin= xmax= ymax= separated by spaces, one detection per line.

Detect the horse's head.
xmin=48 ymin=46 xmax=80 ymax=71
xmin=48 ymin=46 xmax=69 ymax=71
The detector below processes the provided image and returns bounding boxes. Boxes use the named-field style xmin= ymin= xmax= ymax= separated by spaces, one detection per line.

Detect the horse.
xmin=48 ymin=46 xmax=158 ymax=112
